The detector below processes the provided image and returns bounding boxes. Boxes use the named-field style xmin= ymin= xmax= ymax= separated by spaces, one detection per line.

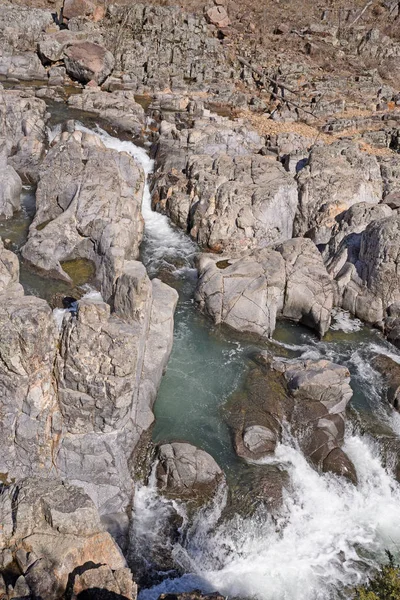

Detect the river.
xmin=3 ymin=106 xmax=400 ymax=600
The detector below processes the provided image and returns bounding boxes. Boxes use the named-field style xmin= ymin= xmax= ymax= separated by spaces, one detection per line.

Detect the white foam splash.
xmin=52 ymin=307 xmax=69 ymax=330
xmin=330 ymin=309 xmax=362 ymax=333
xmin=74 ymin=122 xmax=197 ymax=274
xmin=139 ymin=436 xmax=400 ymax=600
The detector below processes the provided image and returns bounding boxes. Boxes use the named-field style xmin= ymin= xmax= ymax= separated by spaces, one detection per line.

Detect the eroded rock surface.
xmin=195 ymin=237 xmax=334 ymax=339
xmin=22 ymin=125 xmax=144 ymax=301
xmin=226 ymin=355 xmax=356 ymax=483
xmin=0 ymin=478 xmax=136 ymax=600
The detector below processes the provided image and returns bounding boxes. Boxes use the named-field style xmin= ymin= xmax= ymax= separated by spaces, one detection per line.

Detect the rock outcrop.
xmin=0 ymin=162 xmax=22 ymax=218
xmin=226 ymin=355 xmax=357 ymax=483
xmin=0 ymin=87 xmax=48 ymax=183
xmin=195 ymin=237 xmax=334 ymax=339
xmin=0 ymin=237 xmax=178 ymax=526
xmin=22 ymin=125 xmax=144 ymax=302
xmin=0 ymin=477 xmax=136 ymax=600
xmin=152 ymin=111 xmax=298 ymax=253
xmin=295 ymin=141 xmax=383 ymax=245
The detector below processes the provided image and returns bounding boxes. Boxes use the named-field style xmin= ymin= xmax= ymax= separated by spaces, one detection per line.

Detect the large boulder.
xmin=68 ymin=88 xmax=145 ymax=134
xmin=226 ymin=355 xmax=357 ymax=483
xmin=295 ymin=141 xmax=383 ymax=245
xmin=21 ymin=126 xmax=144 ymax=302
xmin=0 ymin=477 xmax=136 ymax=600
xmin=156 ymin=442 xmax=224 ymax=500
xmin=195 ymin=237 xmax=335 ymax=339
xmin=64 ymin=42 xmax=115 ymax=85
xmin=151 ymin=111 xmax=299 ymax=253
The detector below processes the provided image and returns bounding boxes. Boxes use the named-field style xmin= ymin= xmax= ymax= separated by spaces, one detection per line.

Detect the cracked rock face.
xmin=0 ymin=236 xmax=178 ymax=522
xmin=0 ymin=87 xmax=48 ymax=183
xmin=295 ymin=141 xmax=383 ymax=245
xmin=152 ymin=113 xmax=298 ymax=253
xmin=195 ymin=237 xmax=334 ymax=339
xmin=0 ymin=477 xmax=136 ymax=600
xmin=21 ymin=126 xmax=144 ymax=302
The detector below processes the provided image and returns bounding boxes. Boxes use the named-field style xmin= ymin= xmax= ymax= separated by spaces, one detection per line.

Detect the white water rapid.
xmin=69 ymin=122 xmax=400 ymax=600
xmin=136 ymin=435 xmax=400 ymax=600
xmin=74 ymin=123 xmax=197 ymax=274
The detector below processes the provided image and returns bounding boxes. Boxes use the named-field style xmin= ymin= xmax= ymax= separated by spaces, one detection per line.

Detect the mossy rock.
xmin=60 ymin=258 xmax=95 ymax=287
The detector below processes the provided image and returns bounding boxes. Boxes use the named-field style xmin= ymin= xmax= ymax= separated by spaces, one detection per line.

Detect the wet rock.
xmin=0 ymin=477 xmax=136 ymax=600
xmin=295 ymin=141 xmax=383 ymax=245
xmin=0 ymin=163 xmax=22 ymax=218
xmin=64 ymin=42 xmax=115 ymax=85
xmin=156 ymin=442 xmax=224 ymax=500
xmin=21 ymin=126 xmax=144 ymax=302
xmin=372 ymin=354 xmax=400 ymax=410
xmin=226 ymin=357 xmax=356 ymax=482
xmin=195 ymin=237 xmax=334 ymax=339
xmin=68 ymin=88 xmax=145 ymax=134
xmin=322 ymin=448 xmax=358 ymax=483
xmin=159 ymin=593 xmax=225 ymax=600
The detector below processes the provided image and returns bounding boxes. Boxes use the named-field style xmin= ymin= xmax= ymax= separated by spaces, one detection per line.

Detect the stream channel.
xmin=2 ymin=89 xmax=400 ymax=600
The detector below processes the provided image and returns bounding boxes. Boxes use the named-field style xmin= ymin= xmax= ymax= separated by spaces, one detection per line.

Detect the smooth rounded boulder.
xmin=64 ymin=42 xmax=115 ymax=85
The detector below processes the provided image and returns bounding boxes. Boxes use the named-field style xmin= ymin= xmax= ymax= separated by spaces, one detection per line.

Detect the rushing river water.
xmin=3 ymin=107 xmax=400 ymax=600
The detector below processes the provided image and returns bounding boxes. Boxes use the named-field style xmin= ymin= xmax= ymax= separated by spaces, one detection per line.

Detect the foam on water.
xmin=138 ymin=435 xmax=400 ymax=600
xmin=74 ymin=123 xmax=197 ymax=274
xmin=330 ymin=309 xmax=363 ymax=333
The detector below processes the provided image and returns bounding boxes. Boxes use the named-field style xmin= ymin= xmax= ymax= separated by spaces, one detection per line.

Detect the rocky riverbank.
xmin=1 ymin=0 xmax=400 ymax=598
